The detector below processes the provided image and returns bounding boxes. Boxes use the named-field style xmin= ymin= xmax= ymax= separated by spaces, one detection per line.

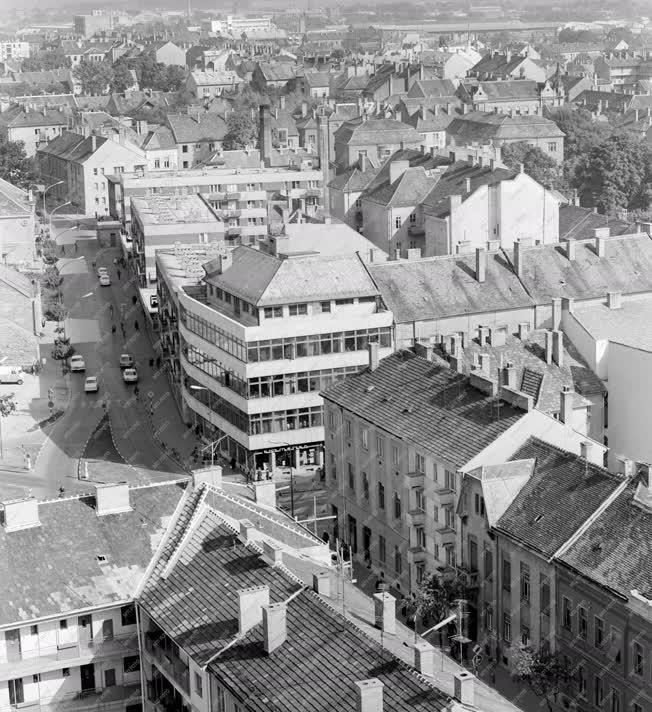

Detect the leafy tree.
xmin=0 ymin=393 xmax=17 ymax=459
xmin=413 ymin=571 xmax=468 ymax=625
xmin=111 ymin=58 xmax=135 ymax=93
xmin=74 ymin=60 xmax=114 ymax=96
xmin=512 ymin=644 xmax=572 ymax=712
xmin=40 ymin=238 xmax=59 ymax=265
xmin=165 ymin=65 xmax=187 ymax=92
xmin=557 ymin=28 xmax=599 ymax=44
xmin=51 ymin=335 xmax=74 ymax=372
xmin=0 ymin=135 xmax=39 ymax=189
xmin=21 ymin=49 xmax=71 ymax=71
xmin=223 ymin=113 xmax=258 ymax=150
xmin=42 ymin=266 xmax=63 ymax=291
xmin=548 ymin=107 xmax=610 ymax=163
xmin=575 ymin=133 xmax=652 ymax=214
xmin=501 ymin=141 xmax=564 ymax=190
xmin=45 ymin=301 xmax=68 ymax=324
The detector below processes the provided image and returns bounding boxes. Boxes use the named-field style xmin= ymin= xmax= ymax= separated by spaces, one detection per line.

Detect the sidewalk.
xmin=0 ymin=321 xmax=71 ymax=498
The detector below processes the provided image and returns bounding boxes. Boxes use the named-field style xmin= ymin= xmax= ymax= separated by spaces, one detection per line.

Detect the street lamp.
xmin=269 ymin=440 xmax=295 ymax=517
xmin=54 ymin=225 xmax=78 ymax=250
xmin=188 ymin=385 xmax=229 ymax=469
xmin=38 ymin=180 xmax=64 ymax=218
xmin=49 ymin=201 xmax=72 ymax=238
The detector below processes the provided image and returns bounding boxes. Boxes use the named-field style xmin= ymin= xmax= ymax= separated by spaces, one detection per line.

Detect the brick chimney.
xmin=262 ymin=602 xmax=287 ymax=654
xmin=238 ymin=585 xmax=270 ymax=635
xmin=559 ymin=386 xmax=574 ymax=424
xmin=355 ymin=679 xmax=384 ymax=712
xmin=368 ymin=341 xmax=379 ymax=371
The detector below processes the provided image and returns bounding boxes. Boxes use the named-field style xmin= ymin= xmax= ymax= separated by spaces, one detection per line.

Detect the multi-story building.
xmin=456 ymin=81 xmax=563 ymax=115
xmin=0 ymin=104 xmax=69 ymax=158
xmin=468 ymin=52 xmax=547 ymax=82
xmin=0 ymin=179 xmax=37 ymax=266
xmin=321 ymin=350 xmax=606 ymax=596
xmin=0 ymin=41 xmax=30 ymax=62
xmin=37 ymin=132 xmax=147 ymax=216
xmin=555 ymin=478 xmax=652 ymax=712
xmin=130 ymin=194 xmax=223 ymax=284
xmin=73 ymin=12 xmax=113 ymax=39
xmin=157 ymin=241 xmax=392 ymax=472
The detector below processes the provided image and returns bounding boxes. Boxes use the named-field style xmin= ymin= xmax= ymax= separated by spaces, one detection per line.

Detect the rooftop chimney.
xmin=489 ymin=325 xmax=507 ymax=347
xmin=368 ymin=341 xmax=379 ymax=371
xmin=544 ymin=330 xmax=553 ymax=365
xmin=518 ymin=322 xmax=530 ymax=340
xmin=2 ymin=497 xmax=40 ymax=532
xmin=253 ymin=480 xmax=276 ymax=508
xmin=95 ymin=483 xmax=131 ymax=516
xmin=552 ymin=330 xmax=564 ymax=367
xmin=607 ymin=291 xmax=622 ymax=309
xmin=238 ymin=585 xmax=270 ymax=635
xmin=262 ymin=602 xmax=287 ymax=654
xmin=355 ymin=679 xmax=384 ymax=712
xmin=552 ymin=297 xmax=562 ymax=331
xmin=512 ymin=240 xmax=526 ymax=278
xmin=475 ymin=247 xmax=487 ymax=283
xmin=503 ymin=361 xmax=517 ymax=388
xmin=564 ymin=238 xmax=575 ymax=261
xmin=313 ymin=571 xmax=331 ymax=597
xmin=454 ymin=671 xmax=476 ymax=707
xmin=619 ymin=457 xmax=635 ymax=478
xmin=262 ymin=540 xmax=283 ymax=567
xmin=239 ymin=519 xmax=257 ymax=543
xmin=412 ymin=641 xmax=435 ymax=676
xmin=465 ymin=176 xmax=472 ymax=193
xmin=478 ymin=353 xmax=491 ymax=375
xmin=373 ymin=591 xmax=396 ymax=634
xmin=559 ymin=386 xmax=574 ymax=424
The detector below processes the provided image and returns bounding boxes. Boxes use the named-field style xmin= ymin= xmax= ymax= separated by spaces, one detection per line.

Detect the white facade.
xmin=0 ymin=41 xmax=30 ymax=61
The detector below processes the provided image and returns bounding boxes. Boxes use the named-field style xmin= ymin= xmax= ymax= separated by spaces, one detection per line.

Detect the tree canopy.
xmin=223 ymin=113 xmax=258 ymax=150
xmin=74 ymin=60 xmax=114 ymax=95
xmin=501 ymin=141 xmax=564 ymax=190
xmin=21 ymin=48 xmax=71 ymax=72
xmin=0 ymin=135 xmax=39 ymax=189
xmin=512 ymin=645 xmax=572 ymax=712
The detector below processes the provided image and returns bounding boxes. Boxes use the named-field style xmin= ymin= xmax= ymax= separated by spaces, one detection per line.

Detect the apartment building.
xmin=0 ymin=41 xmax=30 ymax=62
xmin=129 ymin=194 xmax=223 ymax=284
xmin=37 ymin=132 xmax=147 ymax=216
xmin=0 ymin=179 xmax=37 ymax=266
xmin=321 ymin=350 xmax=606 ymax=597
xmin=0 ymin=105 xmax=69 ymax=158
xmin=0 ymin=483 xmax=183 ymax=712
xmin=109 ymin=162 xmax=324 ymax=237
xmin=156 ymin=242 xmax=392 ymax=473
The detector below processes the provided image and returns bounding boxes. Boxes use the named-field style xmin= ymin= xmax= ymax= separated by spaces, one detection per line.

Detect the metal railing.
xmin=143 ymin=637 xmax=189 ymax=694
xmin=2 ymin=633 xmax=139 ymax=667
xmin=2 ymin=684 xmax=141 ymax=712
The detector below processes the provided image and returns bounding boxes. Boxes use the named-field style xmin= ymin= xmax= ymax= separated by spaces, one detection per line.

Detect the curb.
xmin=32 ymin=372 xmax=73 ymax=475
xmin=76 ymin=411 xmax=109 ymax=480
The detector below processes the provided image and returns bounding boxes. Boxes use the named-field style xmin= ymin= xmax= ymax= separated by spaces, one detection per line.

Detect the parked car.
xmin=84 ymin=376 xmax=99 ymax=393
xmin=97 ymin=267 xmax=109 ymax=277
xmin=119 ymin=354 xmax=134 ymax=369
xmin=99 ymin=274 xmax=111 ymax=286
xmin=122 ymin=368 xmax=138 ymax=384
xmin=70 ymin=355 xmax=86 ymax=372
xmin=149 ymin=294 xmax=159 ymax=309
xmin=0 ymin=367 xmax=24 ymax=384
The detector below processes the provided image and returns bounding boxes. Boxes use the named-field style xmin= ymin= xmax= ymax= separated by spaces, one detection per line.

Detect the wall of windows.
xmin=249 ymin=406 xmax=323 ymax=435
xmin=183 ymin=342 xmax=248 ymax=397
xmin=185 ymin=376 xmax=249 ymax=433
xmin=247 ymin=327 xmax=391 ymax=362
xmin=248 ymin=365 xmax=362 ymax=398
xmin=180 ymin=304 xmax=247 ymax=361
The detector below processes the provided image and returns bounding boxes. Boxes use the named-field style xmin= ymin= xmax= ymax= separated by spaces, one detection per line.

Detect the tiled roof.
xmin=558 ymin=483 xmax=652 ymax=599
xmin=166 ymin=113 xmax=228 ymax=143
xmin=36 ymin=130 xmax=102 ymax=162
xmin=507 ymin=233 xmax=652 ymax=303
xmin=495 ymin=437 xmax=623 ymax=558
xmin=470 ymin=53 xmax=530 ymax=78
xmin=406 ymin=106 xmax=455 ymax=133
xmin=0 ymin=104 xmax=68 ymax=128
xmin=142 ymin=125 xmax=176 ymax=151
xmin=365 ymin=166 xmax=435 ymax=207
xmin=334 ymin=117 xmax=423 ymax=146
xmin=0 ymin=482 xmax=185 ymax=626
xmin=559 ymin=205 xmax=631 ymax=241
xmin=572 ymin=296 xmax=652 ymax=351
xmin=304 ymin=70 xmax=331 ymax=87
xmin=465 ymin=79 xmax=541 ymax=101
xmin=212 ymin=588 xmax=450 ymax=712
xmin=370 ymin=250 xmax=533 ymax=323
xmin=447 ymin=111 xmax=564 ymax=143
xmin=322 ymin=351 xmax=524 ymax=467
xmin=328 ymin=164 xmax=380 ymax=191
xmin=257 ymin=62 xmax=296 ymax=82
xmin=406 ymin=79 xmax=457 ymax=99
xmin=206 ymin=247 xmax=378 ymax=306
xmin=189 ymin=70 xmax=240 ymax=86
xmin=0 ymin=178 xmax=32 ymax=217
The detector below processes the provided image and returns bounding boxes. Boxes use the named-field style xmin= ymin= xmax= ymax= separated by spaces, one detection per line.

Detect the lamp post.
xmin=49 ymin=201 xmax=72 ymax=240
xmin=270 ymin=440 xmax=294 ymax=517
xmin=39 ymin=180 xmax=64 ymax=218
xmin=54 ymin=225 xmax=78 ymax=250
xmin=200 ymin=433 xmax=229 ymax=469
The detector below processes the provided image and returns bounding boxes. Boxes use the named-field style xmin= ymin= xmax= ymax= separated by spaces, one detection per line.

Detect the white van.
xmin=0 ymin=367 xmax=24 ymax=384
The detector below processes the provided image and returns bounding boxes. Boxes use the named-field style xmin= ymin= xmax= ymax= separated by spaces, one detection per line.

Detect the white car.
xmin=123 ymin=368 xmax=138 ymax=384
xmin=99 ymin=274 xmax=111 ymax=286
xmin=97 ymin=267 xmax=109 ymax=277
xmin=70 ymin=355 xmax=85 ymax=372
xmin=119 ymin=354 xmax=134 ymax=369
xmin=84 ymin=376 xmax=99 ymax=393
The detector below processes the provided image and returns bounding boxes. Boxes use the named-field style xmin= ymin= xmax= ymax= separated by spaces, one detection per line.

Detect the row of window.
xmin=501 ymin=560 xmax=550 ymax=612
xmin=180 ymin=305 xmax=248 ymax=361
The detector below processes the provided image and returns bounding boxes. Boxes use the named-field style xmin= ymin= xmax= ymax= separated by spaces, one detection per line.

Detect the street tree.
xmin=223 ymin=113 xmax=258 ymax=150
xmin=0 ymin=135 xmax=40 ymax=189
xmin=40 ymin=238 xmax=59 ymax=265
xmin=51 ymin=335 xmax=74 ymax=372
xmin=0 ymin=393 xmax=17 ymax=459
xmin=512 ymin=644 xmax=572 ymax=712
xmin=42 ymin=266 xmax=63 ymax=291
xmin=575 ymin=132 xmax=652 ymax=214
xmin=74 ymin=60 xmax=114 ymax=96
xmin=110 ymin=59 xmax=135 ymax=93
xmin=21 ymin=49 xmax=71 ymax=71
xmin=501 ymin=141 xmax=564 ymax=190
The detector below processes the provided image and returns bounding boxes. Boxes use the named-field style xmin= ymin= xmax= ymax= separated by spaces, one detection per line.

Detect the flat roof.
xmin=573 ymin=296 xmax=652 ymax=351
xmin=131 ymin=194 xmax=220 ymax=226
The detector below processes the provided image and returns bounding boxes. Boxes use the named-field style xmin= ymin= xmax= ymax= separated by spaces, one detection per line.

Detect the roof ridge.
xmin=525 ymin=435 xmax=619 ymax=479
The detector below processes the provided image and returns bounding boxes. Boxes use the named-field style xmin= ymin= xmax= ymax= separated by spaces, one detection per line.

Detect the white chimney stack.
xmin=368 ymin=341 xmax=379 ymax=371
xmin=355 ymin=679 xmax=384 ymax=712
xmin=607 ymin=291 xmax=622 ymax=309
xmin=2 ymin=497 xmax=40 ymax=532
xmin=253 ymin=480 xmax=276 ymax=508
xmin=373 ymin=591 xmax=396 ymax=634
xmin=475 ymin=247 xmax=486 ymax=283
xmin=412 ymin=641 xmax=435 ymax=676
xmin=262 ymin=602 xmax=287 ymax=654
xmin=313 ymin=571 xmax=331 ymax=597
xmin=95 ymin=483 xmax=131 ymax=516
xmin=559 ymin=386 xmax=574 ymax=424
xmin=238 ymin=585 xmax=270 ymax=635
xmin=454 ymin=671 xmax=476 ymax=706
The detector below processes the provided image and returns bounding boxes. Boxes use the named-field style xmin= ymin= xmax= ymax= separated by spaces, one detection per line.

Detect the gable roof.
xmin=406 ymin=78 xmax=457 ymax=99
xmin=256 ymin=62 xmax=296 ymax=83
xmin=370 ymin=250 xmax=534 ymax=323
xmin=0 ymin=482 xmax=185 ymax=626
xmin=446 ymin=110 xmax=564 ymax=142
xmin=0 ymin=104 xmax=68 ymax=128
xmin=507 ymin=233 xmax=652 ymax=303
xmin=558 ymin=483 xmax=652 ymax=599
xmin=334 ymin=117 xmax=423 ymax=146
xmin=365 ymin=165 xmax=435 ymax=207
xmin=559 ymin=204 xmax=631 ymax=241
xmin=467 ymin=459 xmax=535 ymax=526
xmin=495 ymin=437 xmax=623 ymax=558
xmin=470 ymin=52 xmax=531 ymax=78
xmin=166 ymin=113 xmax=228 ymax=143
xmin=322 ymin=351 xmax=524 ymax=468
xmin=205 ymin=247 xmax=378 ymax=306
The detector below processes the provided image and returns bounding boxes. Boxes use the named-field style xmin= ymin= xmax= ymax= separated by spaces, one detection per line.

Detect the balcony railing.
xmin=143 ymin=636 xmax=189 ymax=695
xmin=407 ymin=508 xmax=426 ymax=526
xmin=1 ymin=684 xmax=140 ymax=712
xmin=404 ymin=471 xmax=425 ymax=485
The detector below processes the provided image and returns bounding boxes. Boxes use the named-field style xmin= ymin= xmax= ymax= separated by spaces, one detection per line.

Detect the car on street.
xmin=0 ymin=367 xmax=24 ymax=384
xmin=119 ymin=354 xmax=134 ymax=369
xmin=123 ymin=368 xmax=138 ymax=384
xmin=99 ymin=274 xmax=111 ymax=286
xmin=70 ymin=355 xmax=86 ymax=372
xmin=149 ymin=294 xmax=159 ymax=309
xmin=97 ymin=267 xmax=109 ymax=277
xmin=84 ymin=376 xmax=99 ymax=393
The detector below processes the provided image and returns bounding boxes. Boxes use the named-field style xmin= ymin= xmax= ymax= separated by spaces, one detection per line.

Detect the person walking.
xmin=113 ymin=257 xmax=118 ymax=266
xmin=117 ymin=268 xmax=121 ymax=280
xmin=149 ymin=358 xmax=154 ymax=368
xmin=156 ymin=356 xmax=161 ymax=369
xmin=112 ymin=324 xmax=116 ymax=335
xmin=74 ymin=242 xmax=78 ymax=254
xmin=134 ymin=385 xmax=140 ymax=400
xmin=134 ymin=319 xmax=139 ymax=332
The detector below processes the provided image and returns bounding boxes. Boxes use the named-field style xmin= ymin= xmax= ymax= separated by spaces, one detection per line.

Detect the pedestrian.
xmin=149 ymin=358 xmax=154 ymax=368
xmin=74 ymin=242 xmax=78 ymax=254
xmin=112 ymin=324 xmax=116 ymax=335
xmin=113 ymin=257 xmax=118 ymax=266
xmin=132 ymin=295 xmax=137 ymax=305
xmin=109 ymin=304 xmax=113 ymax=316
xmin=117 ymin=269 xmax=121 ymax=280
xmin=156 ymin=356 xmax=161 ymax=369
xmin=134 ymin=319 xmax=139 ymax=331
xmin=134 ymin=385 xmax=140 ymax=399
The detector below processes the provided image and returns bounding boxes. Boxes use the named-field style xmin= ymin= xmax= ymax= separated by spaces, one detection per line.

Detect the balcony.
xmin=304 ymin=188 xmax=322 ymax=198
xmin=226 ymin=192 xmax=241 ymax=200
xmin=0 ymin=633 xmax=139 ymax=678
xmin=0 ymin=684 xmax=141 ymax=712
xmin=444 ymin=565 xmax=480 ymax=589
xmin=143 ymin=634 xmax=189 ymax=695
xmin=407 ymin=546 xmax=426 ymax=564
xmin=435 ymin=486 xmax=455 ymax=503
xmin=436 ymin=522 xmax=456 ymax=543
xmin=220 ymin=209 xmax=241 ymax=219
xmin=407 ymin=508 xmax=426 ymax=526
xmin=226 ymin=226 xmax=242 ymax=237
xmin=404 ymin=471 xmax=425 ymax=485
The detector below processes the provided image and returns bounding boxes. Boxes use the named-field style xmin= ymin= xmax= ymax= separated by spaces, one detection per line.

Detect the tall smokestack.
xmin=259 ymin=105 xmax=272 ymax=168
xmin=316 ymin=109 xmax=330 ymax=210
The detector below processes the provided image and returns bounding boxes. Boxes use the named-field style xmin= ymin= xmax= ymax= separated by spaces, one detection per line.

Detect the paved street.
xmin=0 ymin=218 xmax=193 ymax=500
